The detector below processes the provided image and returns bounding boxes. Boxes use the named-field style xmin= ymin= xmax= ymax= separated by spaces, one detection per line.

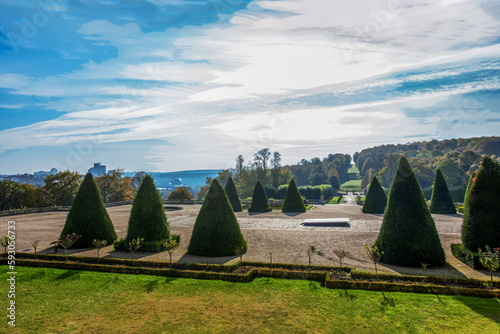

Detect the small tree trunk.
xmin=491 ymin=271 xmax=494 ymax=290
xmin=374 ymin=262 xmax=378 ymax=280
xmin=97 ymin=249 xmax=100 ymax=264
xmin=169 ymin=253 xmax=172 ymax=267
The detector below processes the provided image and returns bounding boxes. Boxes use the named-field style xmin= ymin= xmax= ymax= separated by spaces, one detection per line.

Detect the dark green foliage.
xmin=224 ymin=177 xmax=242 ymax=212
xmin=461 ymin=157 xmax=500 ymax=252
xmin=429 ymin=169 xmax=456 ymax=214
xmin=282 ymin=179 xmax=306 ymax=213
xmin=362 ymin=177 xmax=387 ymax=214
xmin=126 ymin=175 xmax=169 ymax=243
xmin=450 ymin=243 xmax=484 ymax=270
xmin=188 ymin=179 xmax=247 ymax=256
xmin=464 ymin=172 xmax=476 ymax=203
xmin=275 ymin=184 xmax=333 ymax=200
xmin=374 ymin=157 xmax=446 ymax=267
xmin=248 ymin=181 xmax=271 ymax=212
xmin=60 ymin=173 xmax=117 ymax=248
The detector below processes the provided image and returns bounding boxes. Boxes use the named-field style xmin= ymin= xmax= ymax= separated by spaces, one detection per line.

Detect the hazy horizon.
xmin=1 ymin=0 xmax=499 ymax=174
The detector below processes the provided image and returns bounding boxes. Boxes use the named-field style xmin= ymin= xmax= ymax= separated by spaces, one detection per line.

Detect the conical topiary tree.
xmin=429 ymin=169 xmax=456 ymax=214
xmin=126 ymin=175 xmax=169 ymax=243
xmin=224 ymin=177 xmax=242 ymax=212
xmin=374 ymin=157 xmax=446 ymax=267
xmin=362 ymin=176 xmax=387 ymax=214
xmin=462 ymin=156 xmax=500 ymax=252
xmin=188 ymin=179 xmax=247 ymax=256
xmin=248 ymin=181 xmax=271 ymax=212
xmin=282 ymin=179 xmax=306 ymax=213
xmin=60 ymin=173 xmax=117 ymax=248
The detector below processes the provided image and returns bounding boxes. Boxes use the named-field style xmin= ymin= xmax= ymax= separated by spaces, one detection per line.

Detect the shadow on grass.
xmin=379 ymin=292 xmax=396 ymax=311
xmin=454 ymin=295 xmax=500 ymax=324
xmin=54 ymin=270 xmax=80 ymax=281
xmin=23 ymin=269 xmax=46 ymax=282
xmin=338 ymin=290 xmax=357 ymax=301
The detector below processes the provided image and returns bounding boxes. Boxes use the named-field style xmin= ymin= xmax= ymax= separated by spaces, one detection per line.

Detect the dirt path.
xmin=1 ymin=204 xmax=497 ymax=281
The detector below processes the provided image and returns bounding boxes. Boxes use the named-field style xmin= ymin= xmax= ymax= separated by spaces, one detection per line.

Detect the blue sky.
xmin=0 ymin=0 xmax=499 ymax=174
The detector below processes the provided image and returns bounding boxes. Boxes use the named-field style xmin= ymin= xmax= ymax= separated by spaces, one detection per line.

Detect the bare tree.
xmin=31 ymin=240 xmax=40 ymax=259
xmin=254 ymin=148 xmax=271 ymax=171
xmin=164 ymin=239 xmax=179 ymax=267
xmin=59 ymin=233 xmax=80 ymax=262
xmin=92 ymin=239 xmax=108 ymax=264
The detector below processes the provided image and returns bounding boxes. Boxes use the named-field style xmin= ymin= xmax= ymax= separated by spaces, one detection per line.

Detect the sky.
xmin=0 ymin=0 xmax=499 ymax=174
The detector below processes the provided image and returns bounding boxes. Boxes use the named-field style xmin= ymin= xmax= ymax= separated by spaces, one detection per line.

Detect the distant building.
xmin=88 ymin=163 xmax=106 ymax=177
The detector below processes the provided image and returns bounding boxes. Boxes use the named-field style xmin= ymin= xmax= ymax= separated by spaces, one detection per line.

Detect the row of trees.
xmin=355 ymin=137 xmax=500 ymax=200
xmin=61 ymin=173 xmax=172 ymax=251
xmin=0 ymin=169 xmax=146 ymax=211
xmin=198 ymin=149 xmax=351 ymax=200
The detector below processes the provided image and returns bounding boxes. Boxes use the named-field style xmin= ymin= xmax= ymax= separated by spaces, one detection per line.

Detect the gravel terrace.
xmin=2 ymin=204 xmax=498 ymax=281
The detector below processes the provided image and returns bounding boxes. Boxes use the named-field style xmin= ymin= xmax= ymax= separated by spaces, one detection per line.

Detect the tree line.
xmin=0 ymin=169 xmax=146 ymax=211
xmin=354 ymin=136 xmax=500 ymax=200
xmin=197 ymin=148 xmax=352 ymax=200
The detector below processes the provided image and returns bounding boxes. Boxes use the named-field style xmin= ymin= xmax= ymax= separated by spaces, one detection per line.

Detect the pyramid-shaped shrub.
xmin=248 ymin=181 xmax=271 ymax=212
xmin=462 ymin=156 xmax=500 ymax=252
xmin=126 ymin=175 xmax=169 ymax=243
xmin=429 ymin=169 xmax=456 ymax=214
xmin=374 ymin=157 xmax=445 ymax=267
xmin=224 ymin=177 xmax=242 ymax=212
xmin=188 ymin=179 xmax=247 ymax=256
xmin=362 ymin=176 xmax=387 ymax=214
xmin=282 ymin=179 xmax=306 ymax=213
xmin=60 ymin=173 xmax=117 ymax=248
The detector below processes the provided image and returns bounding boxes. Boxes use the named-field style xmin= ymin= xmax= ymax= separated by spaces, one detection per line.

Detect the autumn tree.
xmin=42 ymin=170 xmax=83 ymax=206
xmin=167 ymin=187 xmax=194 ymax=200
xmin=95 ymin=168 xmax=133 ymax=203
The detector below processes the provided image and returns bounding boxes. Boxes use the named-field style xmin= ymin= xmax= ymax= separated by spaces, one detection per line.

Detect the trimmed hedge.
xmin=125 ymin=175 xmax=169 ymax=244
xmin=429 ymin=169 xmax=456 ymax=214
xmin=224 ymin=177 xmax=242 ymax=212
xmin=188 ymin=179 xmax=247 ymax=256
xmin=282 ymin=179 xmax=306 ymax=213
xmin=60 ymin=173 xmax=117 ymax=248
xmin=248 ymin=181 xmax=271 ymax=212
xmin=375 ymin=157 xmax=446 ymax=267
xmin=362 ymin=176 xmax=387 ymax=214
xmin=450 ymin=243 xmax=489 ymax=270
xmin=462 ymin=156 xmax=500 ymax=252
xmin=276 ymin=184 xmax=333 ymax=200
xmin=4 ymin=258 xmax=498 ymax=298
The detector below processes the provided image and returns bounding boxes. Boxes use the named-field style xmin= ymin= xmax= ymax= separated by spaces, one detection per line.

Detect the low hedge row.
xmin=16 ymin=252 xmax=238 ymax=272
xmin=351 ymin=270 xmax=499 ymax=288
xmin=326 ymin=277 xmax=500 ymax=298
xmin=450 ymin=243 xmax=485 ymax=270
xmin=242 ymin=261 xmax=352 ymax=272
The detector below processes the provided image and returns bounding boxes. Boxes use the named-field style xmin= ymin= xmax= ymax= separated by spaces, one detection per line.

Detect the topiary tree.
xmin=462 ymin=156 xmax=500 ymax=252
xmin=429 ymin=169 xmax=456 ymax=214
xmin=248 ymin=181 xmax=271 ymax=212
xmin=188 ymin=179 xmax=247 ymax=256
xmin=224 ymin=177 xmax=242 ymax=212
xmin=60 ymin=173 xmax=117 ymax=248
xmin=282 ymin=179 xmax=306 ymax=213
xmin=126 ymin=175 xmax=169 ymax=243
xmin=374 ymin=157 xmax=446 ymax=267
xmin=362 ymin=176 xmax=387 ymax=214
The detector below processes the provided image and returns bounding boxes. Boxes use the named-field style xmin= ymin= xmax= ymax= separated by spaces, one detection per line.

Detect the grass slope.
xmin=2 ymin=266 xmax=499 ymax=333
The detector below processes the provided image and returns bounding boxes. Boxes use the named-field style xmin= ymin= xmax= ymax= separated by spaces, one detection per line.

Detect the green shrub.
xmin=125 ymin=175 xmax=169 ymax=245
xmin=362 ymin=176 xmax=387 ymax=213
xmin=248 ymin=181 xmax=271 ymax=212
xmin=282 ymin=179 xmax=306 ymax=213
xmin=60 ymin=173 xmax=117 ymax=248
xmin=429 ymin=169 xmax=456 ymax=214
xmin=374 ymin=157 xmax=445 ymax=267
xmin=224 ymin=177 xmax=242 ymax=212
xmin=462 ymin=157 xmax=500 ymax=252
xmin=188 ymin=179 xmax=247 ymax=256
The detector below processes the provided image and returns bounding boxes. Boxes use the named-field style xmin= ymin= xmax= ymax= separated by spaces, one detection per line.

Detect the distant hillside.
xmin=353 ymin=136 xmax=500 ymax=201
xmin=124 ymin=170 xmax=219 ymax=193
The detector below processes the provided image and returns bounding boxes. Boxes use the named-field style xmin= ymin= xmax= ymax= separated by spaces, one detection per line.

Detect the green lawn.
xmin=2 ymin=266 xmax=499 ymax=333
xmin=328 ymin=196 xmax=344 ymax=204
xmin=340 ymin=179 xmax=362 ymax=191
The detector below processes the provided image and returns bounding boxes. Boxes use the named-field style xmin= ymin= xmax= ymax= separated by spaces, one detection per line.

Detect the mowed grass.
xmin=2 ymin=266 xmax=500 ymax=334
xmin=340 ymin=179 xmax=362 ymax=191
